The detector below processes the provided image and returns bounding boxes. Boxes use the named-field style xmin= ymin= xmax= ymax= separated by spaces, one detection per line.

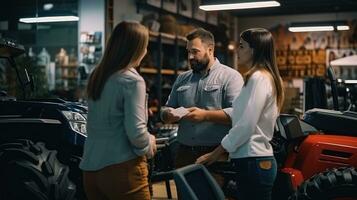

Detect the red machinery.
xmin=273 ymin=112 xmax=357 ymax=200
xmin=272 ymin=67 xmax=357 ymax=199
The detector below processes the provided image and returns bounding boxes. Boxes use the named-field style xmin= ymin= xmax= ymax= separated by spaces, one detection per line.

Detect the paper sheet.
xmin=171 ymin=107 xmax=189 ymax=119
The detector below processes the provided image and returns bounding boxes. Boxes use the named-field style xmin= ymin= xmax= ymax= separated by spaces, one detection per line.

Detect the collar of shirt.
xmin=196 ymin=58 xmax=220 ymax=78
xmin=128 ymin=67 xmax=139 ymax=75
xmin=209 ymin=58 xmax=220 ymax=73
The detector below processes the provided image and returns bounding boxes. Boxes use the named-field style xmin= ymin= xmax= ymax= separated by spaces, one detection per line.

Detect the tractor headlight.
xmin=61 ymin=111 xmax=87 ymax=135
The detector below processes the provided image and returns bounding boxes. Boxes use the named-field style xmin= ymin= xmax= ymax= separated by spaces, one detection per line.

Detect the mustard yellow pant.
xmin=82 ymin=156 xmax=150 ymax=200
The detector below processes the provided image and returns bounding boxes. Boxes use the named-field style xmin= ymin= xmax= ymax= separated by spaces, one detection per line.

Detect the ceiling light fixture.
xmin=289 ymin=21 xmax=350 ymax=32
xmin=43 ymin=3 xmax=54 ymax=11
xmin=336 ymin=25 xmax=350 ymax=31
xmin=289 ymin=26 xmax=334 ymax=32
xmin=345 ymin=80 xmax=357 ymax=84
xmin=19 ymin=16 xmax=79 ymax=23
xmin=199 ymin=0 xmax=280 ymax=11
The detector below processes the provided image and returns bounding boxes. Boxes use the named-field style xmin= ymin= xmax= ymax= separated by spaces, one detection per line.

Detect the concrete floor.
xmin=152 ymin=180 xmax=177 ymax=200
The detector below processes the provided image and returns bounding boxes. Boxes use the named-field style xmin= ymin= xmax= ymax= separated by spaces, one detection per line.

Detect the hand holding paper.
xmin=183 ymin=107 xmax=207 ymax=122
xmin=171 ymin=107 xmax=189 ymax=119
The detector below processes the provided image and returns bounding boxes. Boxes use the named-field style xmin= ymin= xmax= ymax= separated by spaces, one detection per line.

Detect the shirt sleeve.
xmin=221 ymin=75 xmax=270 ymax=153
xmin=222 ymin=72 xmax=244 ymax=118
xmin=124 ymin=78 xmax=150 ymax=156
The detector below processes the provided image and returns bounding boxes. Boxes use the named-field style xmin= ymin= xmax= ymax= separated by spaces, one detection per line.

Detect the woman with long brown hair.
xmin=79 ymin=21 xmax=156 ymax=200
xmin=197 ymin=28 xmax=284 ymax=200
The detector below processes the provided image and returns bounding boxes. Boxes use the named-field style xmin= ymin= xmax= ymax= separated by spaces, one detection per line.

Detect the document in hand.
xmin=171 ymin=107 xmax=189 ymax=119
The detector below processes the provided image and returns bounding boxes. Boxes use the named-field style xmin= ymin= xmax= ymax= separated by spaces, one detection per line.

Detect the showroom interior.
xmin=0 ymin=0 xmax=357 ymax=200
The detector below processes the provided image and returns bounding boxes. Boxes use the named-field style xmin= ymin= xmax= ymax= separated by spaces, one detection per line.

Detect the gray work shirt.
xmin=80 ymin=68 xmax=151 ymax=171
xmin=165 ymin=59 xmax=244 ymax=146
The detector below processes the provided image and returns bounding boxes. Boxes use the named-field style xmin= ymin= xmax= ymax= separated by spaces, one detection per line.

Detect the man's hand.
xmin=184 ymin=107 xmax=207 ymax=122
xmin=162 ymin=108 xmax=181 ymax=123
xmin=146 ymin=134 xmax=157 ymax=159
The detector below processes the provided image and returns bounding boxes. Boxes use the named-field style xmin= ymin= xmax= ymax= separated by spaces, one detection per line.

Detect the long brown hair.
xmin=241 ymin=28 xmax=284 ymax=111
xmin=86 ymin=21 xmax=149 ymax=101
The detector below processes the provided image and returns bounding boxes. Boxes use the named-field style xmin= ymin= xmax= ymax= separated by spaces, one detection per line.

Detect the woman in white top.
xmin=80 ymin=21 xmax=156 ymax=200
xmin=197 ymin=28 xmax=284 ymax=200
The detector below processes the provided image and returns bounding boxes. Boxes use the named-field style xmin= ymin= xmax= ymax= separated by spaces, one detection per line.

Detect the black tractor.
xmin=0 ymin=38 xmax=179 ymax=200
xmin=0 ymin=38 xmax=88 ymax=200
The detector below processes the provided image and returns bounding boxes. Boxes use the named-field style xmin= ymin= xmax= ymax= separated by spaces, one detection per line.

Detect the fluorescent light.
xmin=43 ymin=3 xmax=54 ymax=11
xmin=19 ymin=16 xmax=79 ymax=23
xmin=199 ymin=1 xmax=280 ymax=11
xmin=337 ymin=25 xmax=350 ymax=31
xmin=344 ymin=80 xmax=357 ymax=84
xmin=288 ymin=26 xmax=334 ymax=32
xmin=289 ymin=20 xmax=349 ymax=32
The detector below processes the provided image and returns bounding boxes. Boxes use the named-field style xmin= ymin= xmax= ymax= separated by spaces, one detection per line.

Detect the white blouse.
xmin=221 ymin=71 xmax=279 ymax=159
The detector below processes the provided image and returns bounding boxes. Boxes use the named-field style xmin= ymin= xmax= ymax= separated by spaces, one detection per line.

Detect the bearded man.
xmin=161 ymin=28 xmax=244 ymax=171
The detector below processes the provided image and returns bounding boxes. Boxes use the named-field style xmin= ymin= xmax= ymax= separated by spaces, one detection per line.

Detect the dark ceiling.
xmin=2 ymin=0 xmax=357 ymax=19
xmin=229 ymin=0 xmax=357 ymax=17
xmin=1 ymin=0 xmax=78 ymax=19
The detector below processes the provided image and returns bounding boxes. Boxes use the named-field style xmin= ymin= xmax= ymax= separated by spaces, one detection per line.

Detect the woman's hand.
xmin=196 ymin=145 xmax=226 ymax=165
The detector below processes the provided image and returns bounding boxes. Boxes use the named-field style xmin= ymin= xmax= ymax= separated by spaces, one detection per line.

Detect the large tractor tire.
xmin=290 ymin=167 xmax=357 ymax=200
xmin=0 ymin=139 xmax=76 ymax=200
xmin=62 ymin=153 xmax=86 ymax=199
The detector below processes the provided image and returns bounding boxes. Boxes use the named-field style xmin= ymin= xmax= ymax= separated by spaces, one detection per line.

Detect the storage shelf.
xmin=61 ymin=76 xmax=77 ymax=79
xmin=137 ymin=2 xmax=218 ymax=30
xmin=149 ymin=31 xmax=187 ymax=46
xmin=140 ymin=67 xmax=185 ymax=75
xmin=59 ymin=64 xmax=78 ymax=68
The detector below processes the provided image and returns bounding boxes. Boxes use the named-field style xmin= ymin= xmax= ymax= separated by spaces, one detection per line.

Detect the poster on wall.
xmin=163 ymin=0 xmax=177 ymax=13
xmin=179 ymin=0 xmax=192 ymax=17
xmin=192 ymin=0 xmax=206 ymax=22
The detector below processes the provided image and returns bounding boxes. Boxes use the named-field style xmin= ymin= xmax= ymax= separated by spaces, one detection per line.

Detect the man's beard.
xmin=190 ymin=54 xmax=210 ymax=73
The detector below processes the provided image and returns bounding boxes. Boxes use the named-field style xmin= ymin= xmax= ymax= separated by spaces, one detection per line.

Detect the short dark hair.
xmin=186 ymin=28 xmax=215 ymax=46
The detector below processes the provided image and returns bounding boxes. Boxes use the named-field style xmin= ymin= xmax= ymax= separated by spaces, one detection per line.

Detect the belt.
xmin=179 ymin=144 xmax=217 ymax=152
